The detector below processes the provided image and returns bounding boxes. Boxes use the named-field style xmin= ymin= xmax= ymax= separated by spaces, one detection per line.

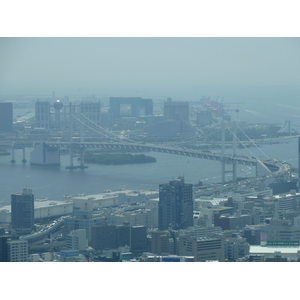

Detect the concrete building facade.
xmin=164 ymin=100 xmax=189 ymax=122
xmin=109 ymin=97 xmax=153 ymax=119
xmin=66 ymin=229 xmax=88 ymax=251
xmin=158 ymin=177 xmax=193 ymax=230
xmin=35 ymin=101 xmax=51 ymax=129
xmin=177 ymin=236 xmax=224 ymax=262
xmin=260 ymin=219 xmax=300 ymax=246
xmin=7 ymin=239 xmax=28 ymax=262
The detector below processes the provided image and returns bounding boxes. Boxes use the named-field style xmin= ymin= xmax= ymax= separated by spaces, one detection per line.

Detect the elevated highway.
xmin=20 ymin=216 xmax=67 ymax=244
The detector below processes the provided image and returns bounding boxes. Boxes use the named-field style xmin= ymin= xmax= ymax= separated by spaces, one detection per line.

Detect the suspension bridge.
xmin=0 ymin=112 xmax=293 ymax=184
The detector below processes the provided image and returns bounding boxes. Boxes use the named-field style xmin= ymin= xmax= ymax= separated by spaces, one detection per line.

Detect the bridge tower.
xmin=22 ymin=147 xmax=27 ymax=163
xmin=65 ymin=103 xmax=88 ymax=169
xmin=221 ymin=120 xmax=238 ymax=184
xmin=66 ymin=103 xmax=76 ymax=169
xmin=221 ymin=119 xmax=225 ymax=184
xmin=10 ymin=144 xmax=15 ymax=163
xmin=232 ymin=121 xmax=237 ymax=182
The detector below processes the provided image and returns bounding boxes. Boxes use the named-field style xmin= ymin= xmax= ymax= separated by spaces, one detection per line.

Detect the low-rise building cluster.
xmin=2 ymin=177 xmax=300 ymax=262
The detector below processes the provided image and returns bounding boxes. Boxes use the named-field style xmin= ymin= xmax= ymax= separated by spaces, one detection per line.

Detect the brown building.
xmin=150 ymin=231 xmax=175 ymax=255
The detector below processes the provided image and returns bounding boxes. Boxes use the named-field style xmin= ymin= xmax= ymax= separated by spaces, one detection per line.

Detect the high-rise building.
xmin=0 ymin=102 xmax=13 ymax=132
xmin=11 ymin=189 xmax=34 ymax=235
xmin=158 ymin=177 xmax=193 ymax=230
xmin=164 ymin=99 xmax=189 ymax=123
xmin=35 ymin=101 xmax=51 ymax=129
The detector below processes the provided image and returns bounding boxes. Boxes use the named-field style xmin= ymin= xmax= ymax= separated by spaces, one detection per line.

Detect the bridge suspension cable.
xmin=224 ymin=122 xmax=271 ymax=173
xmin=71 ymin=114 xmax=120 ymax=142
xmin=235 ymin=122 xmax=271 ymax=160
xmin=71 ymin=113 xmax=138 ymax=144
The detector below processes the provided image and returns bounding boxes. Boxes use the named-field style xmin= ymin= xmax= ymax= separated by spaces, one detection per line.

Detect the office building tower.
xmin=0 ymin=102 xmax=13 ymax=132
xmin=158 ymin=177 xmax=193 ymax=230
xmin=164 ymin=99 xmax=189 ymax=123
xmin=11 ymin=189 xmax=34 ymax=235
xmin=35 ymin=101 xmax=51 ymax=129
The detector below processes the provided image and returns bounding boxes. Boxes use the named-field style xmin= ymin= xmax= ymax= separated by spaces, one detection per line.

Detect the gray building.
xmin=0 ymin=102 xmax=13 ymax=132
xmin=164 ymin=99 xmax=189 ymax=122
xmin=35 ymin=101 xmax=51 ymax=129
xmin=260 ymin=219 xmax=300 ymax=246
xmin=109 ymin=97 xmax=153 ymax=119
xmin=158 ymin=177 xmax=193 ymax=230
xmin=224 ymin=237 xmax=250 ymax=261
xmin=177 ymin=236 xmax=224 ymax=262
xmin=7 ymin=239 xmax=28 ymax=262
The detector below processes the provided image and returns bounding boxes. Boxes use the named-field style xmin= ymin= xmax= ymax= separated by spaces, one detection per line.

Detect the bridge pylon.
xmin=221 ymin=120 xmax=238 ymax=184
xmin=65 ymin=144 xmax=77 ymax=169
xmin=10 ymin=145 xmax=15 ymax=163
xmin=22 ymin=147 xmax=27 ymax=163
xmin=77 ymin=148 xmax=88 ymax=169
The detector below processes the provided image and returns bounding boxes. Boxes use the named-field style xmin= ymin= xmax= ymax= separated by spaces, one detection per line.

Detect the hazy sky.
xmin=1 ymin=37 xmax=299 ymax=100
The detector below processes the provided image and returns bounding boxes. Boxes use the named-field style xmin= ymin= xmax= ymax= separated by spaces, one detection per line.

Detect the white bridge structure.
xmin=0 ymin=112 xmax=293 ymax=184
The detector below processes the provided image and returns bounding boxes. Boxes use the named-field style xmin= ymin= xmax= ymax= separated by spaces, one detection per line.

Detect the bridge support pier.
xmin=232 ymin=121 xmax=237 ymax=182
xmin=22 ymin=147 xmax=27 ymax=163
xmin=78 ymin=148 xmax=88 ymax=169
xmin=65 ymin=145 xmax=77 ymax=169
xmin=10 ymin=147 xmax=15 ymax=163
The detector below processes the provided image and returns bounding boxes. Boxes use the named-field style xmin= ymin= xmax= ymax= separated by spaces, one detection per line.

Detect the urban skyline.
xmin=1 ymin=7 xmax=299 ymax=296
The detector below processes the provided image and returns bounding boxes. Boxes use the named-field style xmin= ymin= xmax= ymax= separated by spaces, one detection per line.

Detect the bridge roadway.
xmin=0 ymin=140 xmax=290 ymax=176
xmin=44 ymin=141 xmax=290 ymax=176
